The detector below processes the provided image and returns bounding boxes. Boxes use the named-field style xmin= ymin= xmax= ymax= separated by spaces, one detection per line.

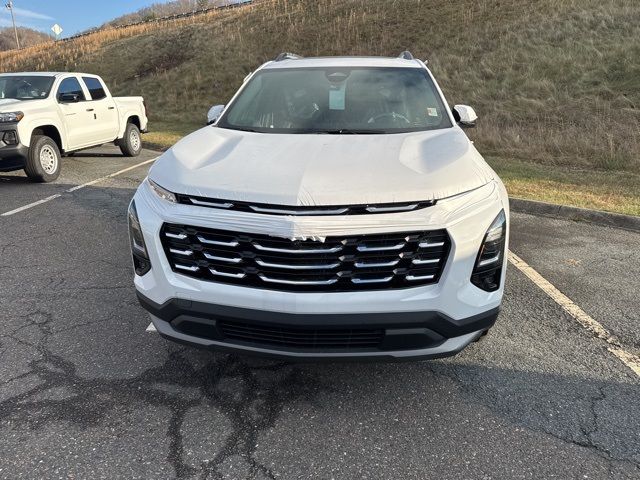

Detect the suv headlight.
xmin=0 ymin=111 xmax=24 ymax=123
xmin=128 ymin=200 xmax=151 ymax=276
xmin=471 ymin=210 xmax=506 ymax=292
xmin=148 ymin=178 xmax=177 ymax=203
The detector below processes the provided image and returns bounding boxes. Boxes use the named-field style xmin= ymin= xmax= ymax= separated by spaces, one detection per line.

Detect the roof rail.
xmin=398 ymin=51 xmax=414 ymax=60
xmin=274 ymin=52 xmax=303 ymax=62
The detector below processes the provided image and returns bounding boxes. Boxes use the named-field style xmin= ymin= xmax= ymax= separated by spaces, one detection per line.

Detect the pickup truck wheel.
xmin=120 ymin=123 xmax=142 ymax=157
xmin=24 ymin=135 xmax=61 ymax=183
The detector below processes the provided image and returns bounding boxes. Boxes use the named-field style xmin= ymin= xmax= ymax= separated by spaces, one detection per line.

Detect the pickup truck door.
xmin=81 ymin=76 xmax=119 ymax=143
xmin=56 ymin=76 xmax=94 ymax=150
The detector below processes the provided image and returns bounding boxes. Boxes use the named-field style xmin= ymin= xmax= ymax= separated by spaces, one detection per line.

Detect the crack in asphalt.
xmin=430 ymin=361 xmax=640 ymax=471
xmin=0 ymin=309 xmax=324 ymax=479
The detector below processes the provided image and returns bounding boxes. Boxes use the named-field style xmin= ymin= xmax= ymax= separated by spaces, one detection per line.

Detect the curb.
xmin=510 ymin=197 xmax=640 ymax=233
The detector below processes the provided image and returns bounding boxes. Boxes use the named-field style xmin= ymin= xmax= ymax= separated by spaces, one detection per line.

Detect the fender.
xmin=18 ymin=116 xmax=67 ymax=151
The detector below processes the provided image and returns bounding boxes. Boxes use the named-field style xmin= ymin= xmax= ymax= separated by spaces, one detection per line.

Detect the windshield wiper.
xmin=313 ymin=129 xmax=387 ymax=135
xmin=223 ymin=126 xmax=261 ymax=133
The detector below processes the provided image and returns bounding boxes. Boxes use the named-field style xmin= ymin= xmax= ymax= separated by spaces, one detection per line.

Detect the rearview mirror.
xmin=452 ymin=104 xmax=477 ymax=128
xmin=59 ymin=93 xmax=80 ymax=103
xmin=207 ymin=105 xmax=225 ymax=125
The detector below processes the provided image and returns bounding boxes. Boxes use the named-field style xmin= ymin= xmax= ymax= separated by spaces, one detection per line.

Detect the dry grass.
xmin=1 ymin=0 xmax=637 ymax=171
xmin=487 ymin=157 xmax=640 ymax=216
xmin=1 ymin=0 xmax=638 ymax=212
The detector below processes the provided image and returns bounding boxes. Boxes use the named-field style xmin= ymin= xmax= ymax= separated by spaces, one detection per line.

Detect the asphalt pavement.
xmin=0 ymin=146 xmax=638 ymax=479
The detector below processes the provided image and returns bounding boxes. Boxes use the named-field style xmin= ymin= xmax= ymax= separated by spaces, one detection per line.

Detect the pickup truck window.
xmin=82 ymin=77 xmax=107 ymax=101
xmin=217 ymin=67 xmax=452 ymax=134
xmin=0 ymin=75 xmax=54 ymax=101
xmin=57 ymin=78 xmax=86 ymax=102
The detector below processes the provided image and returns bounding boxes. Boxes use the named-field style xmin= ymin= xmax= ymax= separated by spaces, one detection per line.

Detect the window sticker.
xmin=329 ymin=83 xmax=346 ymax=110
xmin=427 ymin=107 xmax=438 ymax=117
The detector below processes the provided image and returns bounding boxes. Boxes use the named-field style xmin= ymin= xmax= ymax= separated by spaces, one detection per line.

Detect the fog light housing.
xmin=128 ymin=200 xmax=151 ymax=276
xmin=471 ymin=210 xmax=506 ymax=292
xmin=3 ymin=130 xmax=18 ymax=145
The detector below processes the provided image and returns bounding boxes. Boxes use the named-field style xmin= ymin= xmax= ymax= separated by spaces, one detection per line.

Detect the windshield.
xmin=217 ymin=67 xmax=452 ymax=134
xmin=0 ymin=75 xmax=55 ymax=101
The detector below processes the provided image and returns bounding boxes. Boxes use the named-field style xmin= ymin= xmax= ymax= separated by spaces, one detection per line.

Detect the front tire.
xmin=24 ymin=135 xmax=61 ymax=183
xmin=119 ymin=123 xmax=142 ymax=157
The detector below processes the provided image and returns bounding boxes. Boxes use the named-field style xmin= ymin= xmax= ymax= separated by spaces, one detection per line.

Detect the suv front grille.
xmin=160 ymin=223 xmax=451 ymax=292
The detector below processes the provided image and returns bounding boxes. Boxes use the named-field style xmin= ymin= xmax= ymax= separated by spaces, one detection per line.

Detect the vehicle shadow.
xmin=68 ymin=151 xmax=123 ymax=158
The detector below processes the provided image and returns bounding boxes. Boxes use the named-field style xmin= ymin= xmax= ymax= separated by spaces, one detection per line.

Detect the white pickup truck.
xmin=0 ymin=72 xmax=148 ymax=182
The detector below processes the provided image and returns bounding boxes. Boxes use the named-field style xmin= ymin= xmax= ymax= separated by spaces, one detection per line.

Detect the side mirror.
xmin=452 ymin=104 xmax=477 ymax=128
xmin=59 ymin=93 xmax=81 ymax=103
xmin=207 ymin=105 xmax=225 ymax=125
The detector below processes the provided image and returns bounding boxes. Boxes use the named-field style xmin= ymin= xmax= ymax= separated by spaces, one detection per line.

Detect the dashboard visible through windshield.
xmin=0 ymin=75 xmax=55 ymax=101
xmin=217 ymin=67 xmax=452 ymax=134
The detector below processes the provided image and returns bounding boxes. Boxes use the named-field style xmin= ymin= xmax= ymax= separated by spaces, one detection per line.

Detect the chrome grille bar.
xmin=412 ymin=258 xmax=439 ymax=265
xmin=210 ymin=268 xmax=246 ymax=279
xmin=406 ymin=273 xmax=435 ymax=281
xmin=419 ymin=241 xmax=445 ymax=248
xmin=175 ymin=264 xmax=200 ymax=272
xmin=357 ymin=243 xmax=405 ymax=252
xmin=166 ymin=232 xmax=187 ymax=240
xmin=169 ymin=248 xmax=193 ymax=256
xmin=253 ymin=243 xmax=343 ymax=254
xmin=204 ymin=252 xmax=243 ymax=264
xmin=197 ymin=235 xmax=239 ymax=247
xmin=256 ymin=259 xmax=340 ymax=270
xmin=351 ymin=276 xmax=393 ymax=284
xmin=354 ymin=259 xmax=400 ymax=268
xmin=258 ymin=274 xmax=338 ymax=286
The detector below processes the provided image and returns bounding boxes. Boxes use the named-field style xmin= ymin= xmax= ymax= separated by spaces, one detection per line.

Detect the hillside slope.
xmin=0 ymin=0 xmax=638 ymax=178
xmin=105 ymin=0 xmax=246 ymax=27
xmin=0 ymin=27 xmax=51 ymax=51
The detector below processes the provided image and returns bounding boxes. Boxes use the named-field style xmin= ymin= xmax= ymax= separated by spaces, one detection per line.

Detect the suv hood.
xmin=149 ymin=126 xmax=495 ymax=205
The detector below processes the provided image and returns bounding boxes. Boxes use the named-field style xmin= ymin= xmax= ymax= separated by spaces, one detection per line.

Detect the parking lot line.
xmin=1 ymin=157 xmax=158 ymax=217
xmin=1 ymin=193 xmax=63 ymax=216
xmin=508 ymin=251 xmax=640 ymax=377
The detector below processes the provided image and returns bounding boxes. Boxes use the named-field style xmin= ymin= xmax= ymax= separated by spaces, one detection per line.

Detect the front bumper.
xmin=138 ymin=292 xmax=499 ymax=360
xmin=133 ymin=178 xmax=509 ymax=360
xmin=0 ymin=124 xmax=28 ymax=172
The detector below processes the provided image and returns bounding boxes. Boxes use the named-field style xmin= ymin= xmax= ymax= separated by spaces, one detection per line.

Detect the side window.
xmin=57 ymin=77 xmax=85 ymax=102
xmin=82 ymin=77 xmax=107 ymax=101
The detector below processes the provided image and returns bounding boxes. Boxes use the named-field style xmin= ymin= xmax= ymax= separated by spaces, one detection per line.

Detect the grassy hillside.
xmin=105 ymin=0 xmax=245 ymax=27
xmin=0 ymin=27 xmax=51 ymax=51
xmin=0 ymin=0 xmax=638 ymax=213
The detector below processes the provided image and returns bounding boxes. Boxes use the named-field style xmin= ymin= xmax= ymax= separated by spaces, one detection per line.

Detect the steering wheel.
xmin=367 ymin=112 xmax=411 ymax=125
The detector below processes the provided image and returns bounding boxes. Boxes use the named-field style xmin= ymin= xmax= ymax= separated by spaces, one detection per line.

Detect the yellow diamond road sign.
xmin=51 ymin=24 xmax=63 ymax=37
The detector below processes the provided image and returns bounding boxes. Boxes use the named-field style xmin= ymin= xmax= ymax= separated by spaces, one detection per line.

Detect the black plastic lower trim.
xmin=137 ymin=292 xmax=499 ymax=344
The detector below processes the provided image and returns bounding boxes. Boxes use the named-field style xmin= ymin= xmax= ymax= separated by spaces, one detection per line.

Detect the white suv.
xmin=129 ymin=52 xmax=509 ymax=360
